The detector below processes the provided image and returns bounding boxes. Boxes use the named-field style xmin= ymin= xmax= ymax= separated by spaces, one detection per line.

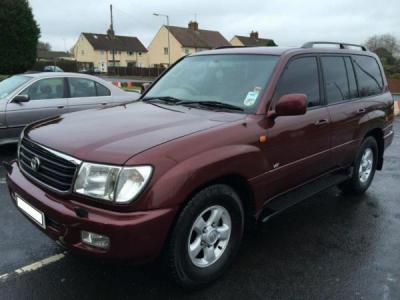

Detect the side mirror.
xmin=274 ymin=93 xmax=307 ymax=117
xmin=13 ymin=94 xmax=30 ymax=103
xmin=141 ymin=82 xmax=151 ymax=94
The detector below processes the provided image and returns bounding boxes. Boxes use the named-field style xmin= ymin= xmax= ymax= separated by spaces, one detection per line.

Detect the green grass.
xmin=0 ymin=75 xmax=9 ymax=82
xmin=121 ymin=86 xmax=141 ymax=93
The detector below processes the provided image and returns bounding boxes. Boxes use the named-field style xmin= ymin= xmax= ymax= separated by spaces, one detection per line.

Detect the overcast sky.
xmin=29 ymin=0 xmax=400 ymax=51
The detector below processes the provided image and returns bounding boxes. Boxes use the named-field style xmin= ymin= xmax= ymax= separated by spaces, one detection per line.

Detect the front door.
xmin=262 ymin=56 xmax=332 ymax=198
xmin=5 ymin=77 xmax=68 ymax=133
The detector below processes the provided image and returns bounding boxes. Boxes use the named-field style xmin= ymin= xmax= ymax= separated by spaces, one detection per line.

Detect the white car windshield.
xmin=145 ymin=54 xmax=279 ymax=113
xmin=0 ymin=75 xmax=31 ymax=100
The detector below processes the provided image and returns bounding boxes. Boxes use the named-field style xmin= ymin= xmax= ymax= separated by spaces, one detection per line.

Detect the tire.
xmin=338 ymin=136 xmax=378 ymax=195
xmin=165 ymin=184 xmax=244 ymax=290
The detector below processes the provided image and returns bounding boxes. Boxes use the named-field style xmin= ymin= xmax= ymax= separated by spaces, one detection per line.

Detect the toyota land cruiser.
xmin=5 ymin=42 xmax=394 ymax=289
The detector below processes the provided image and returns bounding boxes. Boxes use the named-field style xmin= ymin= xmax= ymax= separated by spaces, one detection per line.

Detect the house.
xmin=37 ymin=50 xmax=73 ymax=62
xmin=147 ymin=21 xmax=230 ymax=67
xmin=73 ymin=31 xmax=148 ymax=72
xmin=230 ymin=31 xmax=277 ymax=47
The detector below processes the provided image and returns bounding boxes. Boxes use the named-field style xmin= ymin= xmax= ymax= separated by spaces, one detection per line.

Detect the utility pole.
xmin=153 ymin=13 xmax=171 ymax=67
xmin=109 ymin=4 xmax=116 ymax=73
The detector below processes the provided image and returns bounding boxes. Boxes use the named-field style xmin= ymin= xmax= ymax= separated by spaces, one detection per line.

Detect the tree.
xmin=0 ymin=0 xmax=40 ymax=74
xmin=37 ymin=41 xmax=51 ymax=52
xmin=365 ymin=34 xmax=399 ymax=56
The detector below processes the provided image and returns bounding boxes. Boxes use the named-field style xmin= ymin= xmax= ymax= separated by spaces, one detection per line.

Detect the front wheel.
xmin=338 ymin=136 xmax=378 ymax=195
xmin=165 ymin=184 xmax=244 ymax=289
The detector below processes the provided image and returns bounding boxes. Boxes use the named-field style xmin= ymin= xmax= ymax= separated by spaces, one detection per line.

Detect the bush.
xmin=0 ymin=0 xmax=40 ymax=74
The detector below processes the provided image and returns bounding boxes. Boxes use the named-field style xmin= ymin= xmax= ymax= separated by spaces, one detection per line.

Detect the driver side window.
xmin=276 ymin=57 xmax=320 ymax=108
xmin=20 ymin=78 xmax=65 ymax=100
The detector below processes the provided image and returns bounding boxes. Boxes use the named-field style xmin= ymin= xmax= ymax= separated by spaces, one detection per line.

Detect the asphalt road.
xmin=0 ymin=119 xmax=399 ymax=299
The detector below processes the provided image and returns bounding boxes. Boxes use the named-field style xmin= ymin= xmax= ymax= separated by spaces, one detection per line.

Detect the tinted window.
xmin=276 ymin=57 xmax=320 ymax=107
xmin=353 ymin=55 xmax=383 ymax=97
xmin=321 ymin=56 xmax=350 ymax=103
xmin=344 ymin=57 xmax=358 ymax=99
xmin=21 ymin=78 xmax=64 ymax=100
xmin=68 ymin=78 xmax=96 ymax=98
xmin=95 ymin=82 xmax=111 ymax=96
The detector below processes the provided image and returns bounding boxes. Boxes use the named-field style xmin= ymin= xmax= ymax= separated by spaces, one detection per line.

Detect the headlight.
xmin=74 ymin=162 xmax=152 ymax=203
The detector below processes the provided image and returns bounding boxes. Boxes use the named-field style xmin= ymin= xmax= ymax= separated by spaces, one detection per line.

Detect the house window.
xmin=100 ymin=50 xmax=104 ymax=55
xmin=164 ymin=47 xmax=169 ymax=55
xmin=118 ymin=51 xmax=122 ymax=55
xmin=184 ymin=48 xmax=190 ymax=55
xmin=138 ymin=52 xmax=142 ymax=56
xmin=128 ymin=51 xmax=133 ymax=56
xmin=81 ymin=50 xmax=84 ymax=55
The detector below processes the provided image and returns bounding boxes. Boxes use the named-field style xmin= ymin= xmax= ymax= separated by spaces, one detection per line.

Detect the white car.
xmin=0 ymin=72 xmax=139 ymax=145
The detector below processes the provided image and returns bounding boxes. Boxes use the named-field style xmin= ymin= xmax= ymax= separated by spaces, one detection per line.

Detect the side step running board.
xmin=260 ymin=169 xmax=352 ymax=223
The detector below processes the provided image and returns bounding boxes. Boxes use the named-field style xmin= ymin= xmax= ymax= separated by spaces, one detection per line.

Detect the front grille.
xmin=19 ymin=138 xmax=79 ymax=192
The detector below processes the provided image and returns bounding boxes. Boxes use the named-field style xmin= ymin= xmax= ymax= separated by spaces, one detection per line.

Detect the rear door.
xmin=67 ymin=77 xmax=113 ymax=112
xmin=5 ymin=77 xmax=68 ymax=130
xmin=322 ymin=55 xmax=369 ymax=168
xmin=263 ymin=56 xmax=332 ymax=196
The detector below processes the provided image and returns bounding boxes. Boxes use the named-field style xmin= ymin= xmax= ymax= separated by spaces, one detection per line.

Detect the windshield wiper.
xmin=141 ymin=96 xmax=185 ymax=104
xmin=179 ymin=100 xmax=244 ymax=111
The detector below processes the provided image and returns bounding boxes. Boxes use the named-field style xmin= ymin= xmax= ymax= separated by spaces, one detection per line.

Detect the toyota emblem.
xmin=30 ymin=157 xmax=41 ymax=171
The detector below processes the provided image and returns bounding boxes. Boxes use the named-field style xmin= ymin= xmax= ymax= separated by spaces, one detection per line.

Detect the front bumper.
xmin=6 ymin=161 xmax=177 ymax=262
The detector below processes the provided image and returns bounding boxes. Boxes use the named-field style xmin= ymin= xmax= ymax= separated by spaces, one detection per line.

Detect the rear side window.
xmin=276 ymin=57 xmax=320 ymax=107
xmin=95 ymin=82 xmax=111 ymax=96
xmin=353 ymin=55 xmax=383 ymax=97
xmin=344 ymin=57 xmax=358 ymax=99
xmin=68 ymin=78 xmax=96 ymax=98
xmin=321 ymin=56 xmax=350 ymax=104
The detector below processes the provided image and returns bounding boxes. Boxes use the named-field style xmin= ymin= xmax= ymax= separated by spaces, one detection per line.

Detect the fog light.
xmin=81 ymin=231 xmax=110 ymax=249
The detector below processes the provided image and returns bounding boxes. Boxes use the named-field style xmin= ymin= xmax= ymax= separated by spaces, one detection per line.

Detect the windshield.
xmin=0 ymin=75 xmax=31 ymax=100
xmin=145 ymin=54 xmax=279 ymax=112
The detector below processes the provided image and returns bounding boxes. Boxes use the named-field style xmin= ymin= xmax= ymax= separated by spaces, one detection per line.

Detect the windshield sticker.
xmin=244 ymin=90 xmax=259 ymax=107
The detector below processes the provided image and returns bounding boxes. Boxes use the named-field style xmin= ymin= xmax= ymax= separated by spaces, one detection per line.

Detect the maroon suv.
xmin=5 ymin=42 xmax=394 ymax=289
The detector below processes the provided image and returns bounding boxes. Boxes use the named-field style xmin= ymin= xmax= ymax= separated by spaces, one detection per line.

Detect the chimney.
xmin=250 ymin=31 xmax=259 ymax=40
xmin=188 ymin=21 xmax=199 ymax=31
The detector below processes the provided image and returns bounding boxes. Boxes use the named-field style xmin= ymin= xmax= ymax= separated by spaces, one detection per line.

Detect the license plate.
xmin=16 ymin=196 xmax=46 ymax=229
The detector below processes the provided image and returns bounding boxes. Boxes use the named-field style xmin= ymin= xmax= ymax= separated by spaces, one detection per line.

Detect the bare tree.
xmin=365 ymin=34 xmax=399 ymax=56
xmin=37 ymin=41 xmax=51 ymax=51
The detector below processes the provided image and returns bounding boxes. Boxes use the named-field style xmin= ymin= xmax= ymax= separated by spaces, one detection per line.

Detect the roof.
xmin=37 ymin=50 xmax=71 ymax=60
xmin=233 ymin=35 xmax=277 ymax=47
xmin=82 ymin=33 xmax=147 ymax=53
xmin=166 ymin=26 xmax=230 ymax=49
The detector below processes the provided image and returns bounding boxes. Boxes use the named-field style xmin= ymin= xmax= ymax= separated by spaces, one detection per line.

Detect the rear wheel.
xmin=338 ymin=136 xmax=378 ymax=195
xmin=165 ymin=184 xmax=244 ymax=289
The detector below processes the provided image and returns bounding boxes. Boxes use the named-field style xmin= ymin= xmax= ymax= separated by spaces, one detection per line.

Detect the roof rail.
xmin=301 ymin=41 xmax=368 ymax=51
xmin=214 ymin=46 xmax=249 ymax=50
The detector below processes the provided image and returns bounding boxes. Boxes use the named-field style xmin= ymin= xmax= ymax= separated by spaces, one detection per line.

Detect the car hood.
xmin=26 ymin=102 xmax=244 ymax=164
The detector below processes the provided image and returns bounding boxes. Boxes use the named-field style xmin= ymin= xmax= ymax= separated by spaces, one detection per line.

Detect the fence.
xmin=32 ymin=60 xmax=93 ymax=73
xmin=388 ymin=79 xmax=400 ymax=94
xmin=107 ymin=66 xmax=166 ymax=77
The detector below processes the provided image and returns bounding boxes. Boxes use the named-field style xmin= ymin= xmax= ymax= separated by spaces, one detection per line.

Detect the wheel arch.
xmin=364 ymin=128 xmax=384 ymax=170
xmin=177 ymin=174 xmax=257 ymax=230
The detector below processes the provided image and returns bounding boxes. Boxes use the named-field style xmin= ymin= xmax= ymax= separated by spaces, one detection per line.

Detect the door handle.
xmin=357 ymin=108 xmax=366 ymax=114
xmin=57 ymin=105 xmax=64 ymax=109
xmin=314 ymin=119 xmax=329 ymax=126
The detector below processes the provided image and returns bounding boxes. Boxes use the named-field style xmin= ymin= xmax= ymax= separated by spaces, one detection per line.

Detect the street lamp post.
xmin=153 ymin=13 xmax=171 ymax=67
